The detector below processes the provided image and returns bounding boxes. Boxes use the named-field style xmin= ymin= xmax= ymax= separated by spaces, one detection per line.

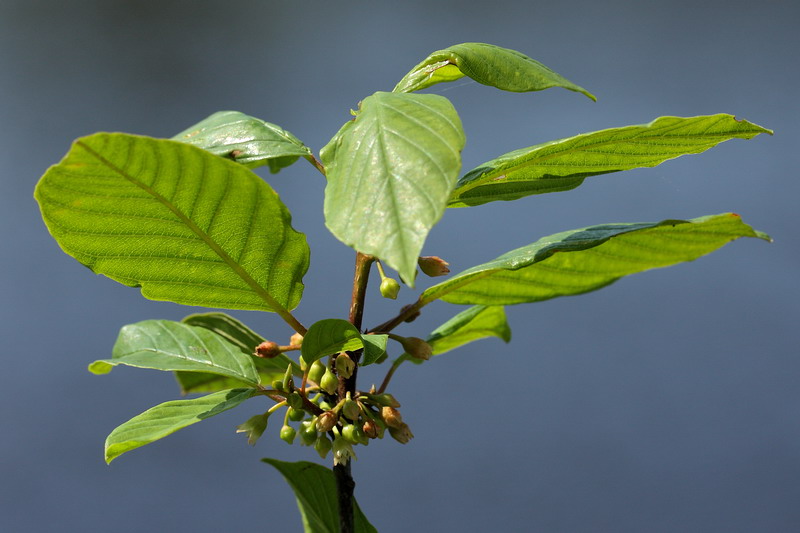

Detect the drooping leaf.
xmin=105 ymin=388 xmax=256 ymax=463
xmin=89 ymin=320 xmax=260 ymax=387
xmin=263 ymin=458 xmax=378 ymax=533
xmin=450 ymin=114 xmax=772 ymax=207
xmin=34 ymin=133 xmax=309 ymax=312
xmin=428 ymin=305 xmax=511 ymax=355
xmin=393 ymin=42 xmax=595 ymax=100
xmin=361 ymin=334 xmax=389 ymax=366
xmin=236 ymin=412 xmax=270 ymax=446
xmin=422 ymin=213 xmax=770 ymax=306
xmin=301 ymin=319 xmax=363 ymax=364
xmin=175 ymin=312 xmax=300 ymax=394
xmin=172 ymin=110 xmax=312 ymax=173
xmin=322 ymin=91 xmax=465 ymax=285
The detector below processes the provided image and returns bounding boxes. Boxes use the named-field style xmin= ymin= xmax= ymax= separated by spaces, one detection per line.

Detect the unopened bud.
xmin=320 ymin=367 xmax=338 ymax=395
xmin=286 ymin=392 xmax=304 ymax=411
xmin=290 ymin=332 xmax=304 ymax=347
xmin=308 ymin=360 xmax=326 ymax=385
xmin=315 ymin=434 xmax=332 ymax=459
xmin=287 ymin=406 xmax=305 ymax=422
xmin=418 ymin=256 xmax=450 ymax=277
xmin=362 ymin=419 xmax=379 ymax=439
xmin=388 ymin=422 xmax=414 ymax=444
xmin=381 ymin=406 xmax=403 ymax=429
xmin=282 ymin=364 xmax=295 ymax=392
xmin=400 ymin=337 xmax=432 ymax=361
xmin=379 ymin=277 xmax=400 ymax=300
xmin=316 ymin=410 xmax=338 ymax=433
xmin=341 ymin=423 xmax=365 ymax=445
xmin=335 ymin=353 xmax=355 ymax=379
xmin=271 ymin=379 xmax=284 ymax=392
xmin=367 ymin=393 xmax=401 ymax=408
xmin=254 ymin=341 xmax=281 ymax=359
xmin=279 ymin=425 xmax=296 ymax=444
xmin=342 ymin=397 xmax=360 ymax=422
xmin=299 ymin=420 xmax=318 ymax=446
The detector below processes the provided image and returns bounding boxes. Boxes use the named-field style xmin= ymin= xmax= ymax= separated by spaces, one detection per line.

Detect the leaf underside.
xmin=90 ymin=319 xmax=261 ymax=387
xmin=263 ymin=459 xmax=378 ymax=533
xmin=105 ymin=388 xmax=256 ymax=463
xmin=35 ymin=133 xmax=309 ymax=311
xmin=422 ymin=213 xmax=771 ymax=306
xmin=450 ymin=114 xmax=773 ymax=207
xmin=393 ymin=42 xmax=595 ymax=101
xmin=172 ymin=110 xmax=312 ymax=173
xmin=322 ymin=91 xmax=465 ymax=285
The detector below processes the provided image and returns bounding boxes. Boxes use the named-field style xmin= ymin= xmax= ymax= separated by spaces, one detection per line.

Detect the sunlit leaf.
xmin=361 ymin=334 xmax=389 ymax=366
xmin=172 ymin=110 xmax=312 ymax=173
xmin=89 ymin=320 xmax=260 ymax=387
xmin=322 ymin=91 xmax=465 ymax=284
xmin=175 ymin=312 xmax=299 ymax=394
xmin=35 ymin=133 xmax=309 ymax=312
xmin=301 ymin=319 xmax=363 ymax=364
xmin=105 ymin=388 xmax=256 ymax=463
xmin=450 ymin=114 xmax=772 ymax=206
xmin=263 ymin=459 xmax=378 ymax=533
xmin=393 ymin=42 xmax=595 ymax=100
xmin=428 ymin=305 xmax=511 ymax=355
xmin=422 ymin=213 xmax=770 ymax=305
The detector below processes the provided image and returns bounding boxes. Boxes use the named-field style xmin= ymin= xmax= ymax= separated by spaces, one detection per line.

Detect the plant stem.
xmin=368 ymin=298 xmax=426 ymax=334
xmin=349 ymin=253 xmax=375 ymax=330
xmin=377 ymin=354 xmax=409 ymax=394
xmin=334 ymin=462 xmax=355 ymax=533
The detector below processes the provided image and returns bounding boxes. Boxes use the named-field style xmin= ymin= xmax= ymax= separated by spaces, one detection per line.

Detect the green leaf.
xmin=301 ymin=319 xmax=363 ymax=364
xmin=172 ymin=111 xmax=312 ymax=173
xmin=175 ymin=312 xmax=300 ymax=394
xmin=236 ymin=412 xmax=270 ymax=446
xmin=393 ymin=42 xmax=595 ymax=100
xmin=422 ymin=213 xmax=771 ymax=306
xmin=450 ymin=114 xmax=773 ymax=207
xmin=106 ymin=388 xmax=256 ymax=463
xmin=34 ymin=133 xmax=309 ymax=312
xmin=428 ymin=305 xmax=511 ymax=355
xmin=89 ymin=320 xmax=261 ymax=387
xmin=361 ymin=334 xmax=389 ymax=366
xmin=322 ymin=91 xmax=465 ymax=285
xmin=263 ymin=459 xmax=378 ymax=533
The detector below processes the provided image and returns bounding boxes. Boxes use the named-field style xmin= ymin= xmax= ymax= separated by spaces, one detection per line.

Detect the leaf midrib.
xmin=76 ymin=139 xmax=289 ymax=315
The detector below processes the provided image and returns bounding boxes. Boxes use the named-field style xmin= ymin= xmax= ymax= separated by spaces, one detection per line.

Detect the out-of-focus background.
xmin=2 ymin=1 xmax=798 ymax=531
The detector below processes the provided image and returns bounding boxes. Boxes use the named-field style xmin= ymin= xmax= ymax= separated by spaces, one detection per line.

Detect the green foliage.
xmin=34 ymin=41 xmax=772 ymax=532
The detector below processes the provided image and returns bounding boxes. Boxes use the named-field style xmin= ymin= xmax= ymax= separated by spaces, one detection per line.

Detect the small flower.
xmin=332 ymin=432 xmax=357 ymax=466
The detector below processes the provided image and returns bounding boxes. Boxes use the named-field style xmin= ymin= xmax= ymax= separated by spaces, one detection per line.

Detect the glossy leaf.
xmin=322 ymin=91 xmax=465 ymax=285
xmin=393 ymin=42 xmax=595 ymax=100
xmin=106 ymin=388 xmax=256 ymax=463
xmin=301 ymin=319 xmax=363 ymax=364
xmin=175 ymin=313 xmax=299 ymax=394
xmin=450 ymin=114 xmax=772 ymax=207
xmin=361 ymin=334 xmax=389 ymax=366
xmin=35 ymin=133 xmax=309 ymax=312
xmin=428 ymin=305 xmax=511 ymax=355
xmin=263 ymin=459 xmax=378 ymax=533
xmin=422 ymin=213 xmax=771 ymax=305
xmin=172 ymin=110 xmax=312 ymax=173
xmin=90 ymin=320 xmax=260 ymax=387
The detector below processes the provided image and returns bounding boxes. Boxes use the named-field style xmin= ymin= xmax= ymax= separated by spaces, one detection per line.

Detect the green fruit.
xmin=287 ymin=407 xmax=305 ymax=422
xmin=320 ymin=368 xmax=338 ymax=395
xmin=308 ymin=360 xmax=326 ymax=384
xmin=300 ymin=423 xmax=318 ymax=446
xmin=279 ymin=425 xmax=296 ymax=445
xmin=379 ymin=277 xmax=400 ymax=299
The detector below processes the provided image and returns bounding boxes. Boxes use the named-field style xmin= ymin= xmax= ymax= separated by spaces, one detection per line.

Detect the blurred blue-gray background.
xmin=2 ymin=1 xmax=798 ymax=531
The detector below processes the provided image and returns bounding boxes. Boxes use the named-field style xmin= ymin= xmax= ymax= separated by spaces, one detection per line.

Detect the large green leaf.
xmin=175 ymin=312 xmax=299 ymax=394
xmin=321 ymin=91 xmax=465 ymax=285
xmin=393 ymin=42 xmax=595 ymax=100
xmin=301 ymin=319 xmax=364 ymax=364
xmin=106 ymin=388 xmax=256 ymax=463
xmin=263 ymin=459 xmax=378 ymax=533
xmin=428 ymin=305 xmax=511 ymax=355
xmin=172 ymin=111 xmax=312 ymax=173
xmin=422 ymin=213 xmax=770 ymax=305
xmin=89 ymin=320 xmax=261 ymax=387
xmin=450 ymin=114 xmax=772 ymax=207
xmin=35 ymin=133 xmax=309 ymax=312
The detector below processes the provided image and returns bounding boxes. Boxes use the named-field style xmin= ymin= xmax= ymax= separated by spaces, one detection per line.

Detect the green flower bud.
xmin=388 ymin=422 xmax=414 ymax=444
xmin=271 ymin=379 xmax=284 ymax=392
xmin=286 ymin=392 xmax=304 ymax=411
xmin=417 ymin=256 xmax=450 ymax=277
xmin=341 ymin=423 xmax=363 ymax=444
xmin=279 ymin=425 xmax=296 ymax=445
xmin=287 ymin=407 xmax=305 ymax=422
xmin=282 ymin=363 xmax=295 ymax=392
xmin=342 ymin=396 xmax=360 ymax=422
xmin=379 ymin=277 xmax=400 ymax=300
xmin=254 ymin=341 xmax=281 ymax=359
xmin=365 ymin=393 xmax=401 ymax=408
xmin=290 ymin=332 xmax=304 ymax=347
xmin=399 ymin=337 xmax=432 ymax=361
xmin=315 ymin=434 xmax=332 ymax=459
xmin=320 ymin=367 xmax=339 ymax=395
xmin=381 ymin=406 xmax=403 ymax=429
xmin=362 ymin=419 xmax=379 ymax=439
xmin=300 ymin=421 xmax=318 ymax=446
xmin=316 ymin=410 xmax=338 ymax=433
xmin=308 ymin=360 xmax=326 ymax=385
xmin=335 ymin=353 xmax=356 ymax=379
